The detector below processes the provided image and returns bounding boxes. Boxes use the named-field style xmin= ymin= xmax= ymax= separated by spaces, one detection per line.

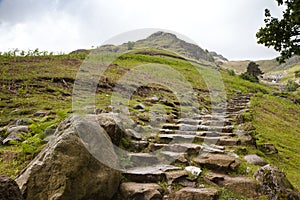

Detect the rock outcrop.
xmin=15 ymin=116 xmax=121 ymax=200
xmin=254 ymin=164 xmax=300 ymax=200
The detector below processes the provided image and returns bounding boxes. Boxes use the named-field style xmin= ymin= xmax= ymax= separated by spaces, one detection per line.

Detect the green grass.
xmin=251 ymin=93 xmax=300 ymax=191
xmin=0 ymin=55 xmax=82 ymax=125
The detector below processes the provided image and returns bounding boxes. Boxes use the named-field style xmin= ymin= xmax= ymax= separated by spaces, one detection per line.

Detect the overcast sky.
xmin=0 ymin=0 xmax=284 ymax=60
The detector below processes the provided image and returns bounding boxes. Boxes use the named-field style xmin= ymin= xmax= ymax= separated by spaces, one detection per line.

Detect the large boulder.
xmin=15 ymin=116 xmax=121 ymax=200
xmin=254 ymin=164 xmax=300 ymax=200
xmin=0 ymin=175 xmax=23 ymax=200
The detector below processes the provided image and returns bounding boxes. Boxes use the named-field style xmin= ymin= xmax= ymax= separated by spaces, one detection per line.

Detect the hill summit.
xmin=133 ymin=31 xmax=215 ymax=62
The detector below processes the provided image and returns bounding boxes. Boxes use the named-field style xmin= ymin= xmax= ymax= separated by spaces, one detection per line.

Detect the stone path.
xmin=118 ymin=94 xmax=262 ymax=199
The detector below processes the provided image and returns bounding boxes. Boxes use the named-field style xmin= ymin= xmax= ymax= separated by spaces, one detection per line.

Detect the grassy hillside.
xmin=251 ymin=93 xmax=300 ymax=190
xmin=0 ymin=48 xmax=299 ymax=194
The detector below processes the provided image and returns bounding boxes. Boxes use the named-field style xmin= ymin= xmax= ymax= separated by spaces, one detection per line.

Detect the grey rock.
xmin=166 ymin=143 xmax=202 ymax=155
xmin=123 ymin=164 xmax=181 ymax=182
xmin=177 ymin=118 xmax=202 ymax=125
xmin=93 ymin=108 xmax=106 ymax=114
xmin=130 ymin=140 xmax=149 ymax=152
xmin=258 ymin=143 xmax=278 ymax=154
xmin=157 ymin=134 xmax=196 ymax=144
xmin=244 ymin=154 xmax=267 ymax=166
xmin=159 ymin=151 xmax=187 ymax=164
xmin=254 ymin=164 xmax=300 ymax=200
xmin=15 ymin=116 xmax=121 ymax=200
xmin=147 ymin=96 xmax=159 ymax=103
xmin=125 ymin=129 xmax=142 ymax=140
xmin=185 ymin=166 xmax=202 ymax=178
xmin=134 ymin=104 xmax=146 ymax=110
xmin=176 ymin=179 xmax=197 ymax=188
xmin=15 ymin=119 xmax=29 ymax=126
xmin=96 ymin=113 xmax=126 ymax=146
xmin=33 ymin=110 xmax=47 ymax=117
xmin=2 ymin=133 xmax=23 ymax=145
xmin=128 ymin=153 xmax=159 ymax=166
xmin=202 ymin=144 xmax=225 ymax=154
xmin=7 ymin=126 xmax=29 ymax=134
xmin=162 ymin=123 xmax=179 ymax=130
xmin=0 ymin=175 xmax=23 ymax=200
xmin=0 ymin=127 xmax=7 ymax=136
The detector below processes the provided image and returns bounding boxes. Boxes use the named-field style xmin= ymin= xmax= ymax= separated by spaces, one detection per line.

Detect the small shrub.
xmin=127 ymin=41 xmax=135 ymax=50
xmin=227 ymin=69 xmax=236 ymax=76
xmin=285 ymin=80 xmax=299 ymax=92
xmin=240 ymin=72 xmax=258 ymax=83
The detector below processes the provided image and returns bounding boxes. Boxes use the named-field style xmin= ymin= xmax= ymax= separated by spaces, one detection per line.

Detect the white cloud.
xmin=0 ymin=0 xmax=284 ymax=60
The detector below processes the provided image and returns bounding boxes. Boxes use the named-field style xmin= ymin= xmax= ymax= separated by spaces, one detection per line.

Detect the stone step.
xmin=177 ymin=118 xmax=202 ymax=125
xmin=162 ymin=123 xmax=180 ymax=130
xmin=202 ymin=144 xmax=225 ymax=154
xmin=156 ymin=134 xmax=239 ymax=146
xmin=174 ymin=130 xmax=198 ymax=135
xmin=149 ymin=143 xmax=225 ymax=155
xmin=201 ymin=120 xmax=233 ymax=126
xmin=204 ymin=172 xmax=259 ymax=198
xmin=194 ymin=115 xmax=230 ymax=120
xmin=217 ymin=137 xmax=240 ymax=146
xmin=158 ymin=151 xmax=188 ymax=164
xmin=123 ymin=164 xmax=182 ymax=182
xmin=197 ymin=125 xmax=234 ymax=133
xmin=120 ymin=182 xmax=163 ymax=200
xmin=193 ymin=153 xmax=240 ymax=172
xmin=159 ymin=129 xmax=176 ymax=134
xmin=161 ymin=143 xmax=202 ymax=155
xmin=197 ymin=131 xmax=236 ymax=137
xmin=161 ymin=130 xmax=237 ymax=137
xmin=165 ymin=170 xmax=189 ymax=185
xmin=227 ymin=106 xmax=248 ymax=113
xmin=156 ymin=134 xmax=196 ymax=144
xmin=128 ymin=153 xmax=159 ymax=166
xmin=169 ymin=187 xmax=220 ymax=200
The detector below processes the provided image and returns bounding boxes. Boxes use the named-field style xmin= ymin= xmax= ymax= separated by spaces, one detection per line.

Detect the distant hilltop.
xmin=133 ymin=31 xmax=216 ymax=63
xmin=70 ymin=31 xmax=228 ymax=64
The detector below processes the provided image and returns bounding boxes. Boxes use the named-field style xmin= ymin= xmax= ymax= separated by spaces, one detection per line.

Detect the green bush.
xmin=285 ymin=80 xmax=299 ymax=92
xmin=240 ymin=72 xmax=258 ymax=82
xmin=227 ymin=69 xmax=236 ymax=76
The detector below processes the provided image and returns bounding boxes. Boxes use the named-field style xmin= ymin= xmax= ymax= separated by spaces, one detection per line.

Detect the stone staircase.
xmin=117 ymin=94 xmax=261 ymax=199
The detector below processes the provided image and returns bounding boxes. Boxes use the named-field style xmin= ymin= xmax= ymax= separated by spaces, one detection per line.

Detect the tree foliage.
xmin=127 ymin=41 xmax=135 ymax=50
xmin=240 ymin=62 xmax=263 ymax=82
xmin=256 ymin=0 xmax=300 ymax=63
xmin=285 ymin=80 xmax=300 ymax=91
